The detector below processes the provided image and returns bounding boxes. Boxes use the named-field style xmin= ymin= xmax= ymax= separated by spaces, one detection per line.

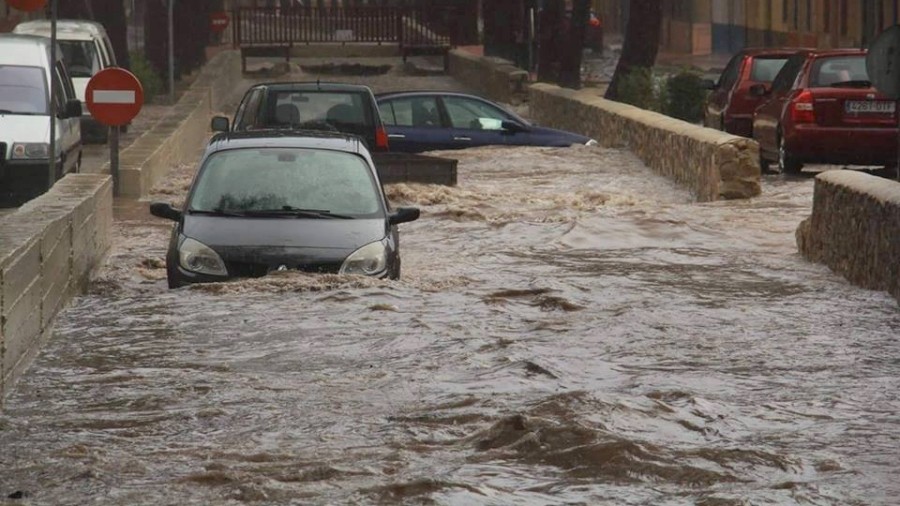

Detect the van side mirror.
xmin=389 ymin=207 xmax=420 ymax=225
xmin=62 ymin=99 xmax=83 ymax=118
xmin=150 ymin=202 xmax=182 ymax=222
xmin=211 ymin=116 xmax=230 ymax=132
xmin=749 ymin=84 xmax=770 ymax=97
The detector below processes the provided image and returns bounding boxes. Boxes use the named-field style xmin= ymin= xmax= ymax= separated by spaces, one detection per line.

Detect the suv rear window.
xmin=0 ymin=65 xmax=48 ymax=115
xmin=750 ymin=57 xmax=789 ymax=82
xmin=810 ymin=55 xmax=869 ymax=87
xmin=265 ymin=91 xmax=372 ymax=130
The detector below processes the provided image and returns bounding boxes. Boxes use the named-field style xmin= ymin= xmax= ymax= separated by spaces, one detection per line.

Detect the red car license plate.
xmin=844 ymin=100 xmax=896 ymax=114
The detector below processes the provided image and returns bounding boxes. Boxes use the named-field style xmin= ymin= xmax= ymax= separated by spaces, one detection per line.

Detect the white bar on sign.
xmin=93 ymin=90 xmax=136 ymax=104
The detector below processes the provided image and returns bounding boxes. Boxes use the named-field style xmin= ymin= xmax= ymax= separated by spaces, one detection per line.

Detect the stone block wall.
xmin=447 ymin=50 xmax=530 ymax=105
xmin=0 ymin=174 xmax=112 ymax=400
xmin=796 ymin=171 xmax=900 ymax=303
xmin=528 ymin=83 xmax=761 ymax=201
xmin=114 ymin=50 xmax=243 ymax=197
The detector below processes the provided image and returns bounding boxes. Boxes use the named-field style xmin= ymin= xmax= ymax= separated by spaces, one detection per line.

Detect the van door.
xmin=54 ymin=61 xmax=81 ymax=174
xmin=94 ymin=37 xmax=112 ymax=69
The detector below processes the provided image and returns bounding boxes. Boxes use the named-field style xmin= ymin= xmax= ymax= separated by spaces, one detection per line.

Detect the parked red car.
xmin=752 ymin=48 xmax=898 ymax=173
xmin=703 ymin=48 xmax=801 ymax=138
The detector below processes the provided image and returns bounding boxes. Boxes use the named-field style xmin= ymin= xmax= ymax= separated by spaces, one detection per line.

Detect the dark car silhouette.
xmin=211 ymin=82 xmax=389 ymax=152
xmin=376 ymin=91 xmax=596 ymax=153
xmin=149 ymin=130 xmax=419 ymax=288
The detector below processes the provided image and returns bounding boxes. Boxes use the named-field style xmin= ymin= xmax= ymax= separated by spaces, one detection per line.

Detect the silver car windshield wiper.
xmin=241 ymin=206 xmax=354 ymax=219
xmin=188 ymin=208 xmax=247 ymax=217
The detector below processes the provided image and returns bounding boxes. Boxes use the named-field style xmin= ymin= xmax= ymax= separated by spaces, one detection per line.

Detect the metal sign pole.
xmin=110 ymin=121 xmax=120 ymax=196
xmin=48 ymin=0 xmax=57 ymax=189
xmin=169 ymin=0 xmax=176 ymax=104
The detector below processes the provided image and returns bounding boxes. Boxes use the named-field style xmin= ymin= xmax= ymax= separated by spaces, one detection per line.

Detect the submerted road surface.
xmin=0 ymin=58 xmax=900 ymax=506
xmin=1 ymin=144 xmax=899 ymax=504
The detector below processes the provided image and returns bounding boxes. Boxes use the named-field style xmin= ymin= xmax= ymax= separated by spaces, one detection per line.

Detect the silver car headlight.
xmin=11 ymin=143 xmax=50 ymax=159
xmin=585 ymin=139 xmax=598 ymax=147
xmin=179 ymin=237 xmax=227 ymax=276
xmin=340 ymin=241 xmax=387 ymax=276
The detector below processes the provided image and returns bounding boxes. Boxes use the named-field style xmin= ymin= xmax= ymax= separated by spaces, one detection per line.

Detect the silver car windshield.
xmin=188 ymin=148 xmax=384 ymax=218
xmin=0 ymin=65 xmax=48 ymax=115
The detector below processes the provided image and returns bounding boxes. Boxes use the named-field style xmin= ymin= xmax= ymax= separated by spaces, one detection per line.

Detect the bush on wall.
xmin=611 ymin=67 xmax=709 ymax=124
xmin=663 ymin=70 xmax=708 ymax=123
xmin=129 ymin=51 xmax=163 ymax=102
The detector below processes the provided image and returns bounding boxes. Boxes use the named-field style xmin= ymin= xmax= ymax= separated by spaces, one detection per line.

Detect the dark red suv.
xmin=752 ymin=49 xmax=898 ymax=173
xmin=704 ymin=48 xmax=801 ymax=138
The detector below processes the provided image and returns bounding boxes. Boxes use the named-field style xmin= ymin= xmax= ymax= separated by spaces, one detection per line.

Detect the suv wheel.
xmin=778 ymin=133 xmax=802 ymax=175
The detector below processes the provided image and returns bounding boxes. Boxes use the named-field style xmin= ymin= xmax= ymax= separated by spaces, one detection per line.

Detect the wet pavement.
xmin=1 ymin=63 xmax=899 ymax=505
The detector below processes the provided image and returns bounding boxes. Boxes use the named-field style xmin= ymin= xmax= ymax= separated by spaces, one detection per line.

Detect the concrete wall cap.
xmin=816 ymin=170 xmax=900 ymax=205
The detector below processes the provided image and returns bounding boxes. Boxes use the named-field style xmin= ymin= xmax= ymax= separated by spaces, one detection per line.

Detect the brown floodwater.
xmin=2 ymin=139 xmax=899 ymax=503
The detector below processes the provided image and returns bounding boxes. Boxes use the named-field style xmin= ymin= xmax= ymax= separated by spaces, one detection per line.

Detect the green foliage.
xmin=615 ymin=67 xmax=657 ymax=111
xmin=129 ymin=51 xmax=163 ymax=101
xmin=662 ymin=69 xmax=708 ymax=123
xmin=612 ymin=66 xmax=709 ymax=124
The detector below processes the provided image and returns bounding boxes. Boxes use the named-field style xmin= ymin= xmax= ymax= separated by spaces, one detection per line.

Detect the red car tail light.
xmin=375 ymin=126 xmax=389 ymax=151
xmin=791 ymin=89 xmax=816 ymax=124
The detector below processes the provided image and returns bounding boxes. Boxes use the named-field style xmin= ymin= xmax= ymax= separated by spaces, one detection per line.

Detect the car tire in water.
xmin=778 ymin=132 xmax=802 ymax=175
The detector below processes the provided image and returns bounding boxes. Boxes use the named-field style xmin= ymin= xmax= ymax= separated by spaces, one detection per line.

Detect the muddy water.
xmin=1 ymin=144 xmax=898 ymax=506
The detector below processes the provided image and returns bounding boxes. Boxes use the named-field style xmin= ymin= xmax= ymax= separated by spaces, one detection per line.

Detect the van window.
xmin=0 ymin=65 xmax=48 ymax=115
xmin=59 ymin=40 xmax=101 ymax=77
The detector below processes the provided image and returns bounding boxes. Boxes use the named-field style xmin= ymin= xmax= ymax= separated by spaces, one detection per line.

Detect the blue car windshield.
xmin=188 ymin=148 xmax=384 ymax=218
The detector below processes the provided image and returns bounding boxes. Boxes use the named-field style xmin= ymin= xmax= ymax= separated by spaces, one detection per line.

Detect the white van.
xmin=0 ymin=34 xmax=83 ymax=205
xmin=14 ymin=20 xmax=117 ymax=143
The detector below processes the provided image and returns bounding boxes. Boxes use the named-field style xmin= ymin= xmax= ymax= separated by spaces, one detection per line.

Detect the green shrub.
xmin=129 ymin=51 xmax=163 ymax=101
xmin=616 ymin=67 xmax=657 ymax=111
xmin=663 ymin=70 xmax=707 ymax=123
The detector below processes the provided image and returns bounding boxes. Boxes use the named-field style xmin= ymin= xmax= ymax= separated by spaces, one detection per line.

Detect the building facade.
xmin=594 ymin=0 xmax=900 ymax=55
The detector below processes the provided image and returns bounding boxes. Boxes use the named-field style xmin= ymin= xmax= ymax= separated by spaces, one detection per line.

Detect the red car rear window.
xmin=810 ymin=55 xmax=869 ymax=87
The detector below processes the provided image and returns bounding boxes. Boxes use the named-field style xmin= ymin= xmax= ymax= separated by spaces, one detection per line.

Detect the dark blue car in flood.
xmin=376 ymin=91 xmax=597 ymax=153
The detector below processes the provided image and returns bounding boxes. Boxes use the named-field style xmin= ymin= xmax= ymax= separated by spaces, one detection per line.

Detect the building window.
xmin=824 ymin=0 xmax=831 ymax=31
xmin=783 ymin=0 xmax=789 ymax=21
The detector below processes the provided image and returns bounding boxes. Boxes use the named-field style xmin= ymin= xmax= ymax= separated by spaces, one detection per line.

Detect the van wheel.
xmin=778 ymin=133 xmax=802 ymax=175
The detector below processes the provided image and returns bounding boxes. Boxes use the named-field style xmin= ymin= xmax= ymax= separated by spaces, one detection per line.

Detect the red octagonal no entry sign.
xmin=86 ymin=68 xmax=144 ymax=127
xmin=8 ymin=0 xmax=47 ymax=12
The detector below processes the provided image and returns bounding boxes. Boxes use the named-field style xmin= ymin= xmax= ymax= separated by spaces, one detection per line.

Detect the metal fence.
xmin=232 ymin=6 xmax=469 ymax=48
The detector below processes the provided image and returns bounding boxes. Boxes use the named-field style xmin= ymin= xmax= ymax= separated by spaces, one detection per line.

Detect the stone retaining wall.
xmin=796 ymin=171 xmax=900 ymax=303
xmin=0 ymin=174 xmax=112 ymax=400
xmin=447 ymin=50 xmax=530 ymax=105
xmin=114 ymin=50 xmax=243 ymax=197
xmin=528 ymin=83 xmax=761 ymax=201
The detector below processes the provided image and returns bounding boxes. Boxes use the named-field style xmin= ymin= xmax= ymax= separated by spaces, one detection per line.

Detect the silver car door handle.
xmin=453 ymin=136 xmax=472 ymax=141
xmin=388 ymin=134 xmax=406 ymax=139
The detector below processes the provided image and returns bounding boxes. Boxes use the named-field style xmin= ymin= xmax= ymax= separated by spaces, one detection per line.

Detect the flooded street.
xmin=1 ymin=141 xmax=897 ymax=505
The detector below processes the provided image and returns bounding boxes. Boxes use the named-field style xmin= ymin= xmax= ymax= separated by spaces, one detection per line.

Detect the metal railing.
xmin=232 ymin=6 xmax=466 ymax=49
